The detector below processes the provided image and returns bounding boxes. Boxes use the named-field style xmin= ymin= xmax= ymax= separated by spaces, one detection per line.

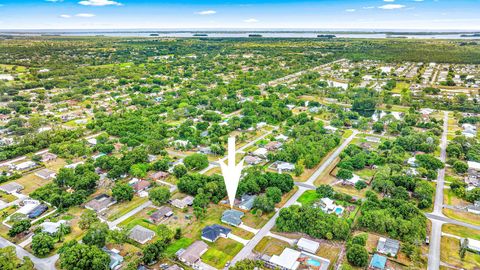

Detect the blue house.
xmin=102 ymin=248 xmax=124 ymax=270
xmin=201 ymin=224 xmax=231 ymax=242
xmin=221 ymin=209 xmax=244 ymax=227
xmin=369 ymin=254 xmax=387 ymax=270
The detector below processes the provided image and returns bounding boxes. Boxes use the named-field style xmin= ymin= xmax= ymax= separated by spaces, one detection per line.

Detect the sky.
xmin=0 ymin=0 xmax=479 ymax=30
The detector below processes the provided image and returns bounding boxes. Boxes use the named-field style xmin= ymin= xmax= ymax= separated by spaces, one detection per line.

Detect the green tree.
xmin=79 ymin=209 xmax=99 ymax=230
xmin=112 ymin=182 xmax=134 ymax=202
xmin=8 ymin=219 xmax=31 ymax=237
xmin=149 ymin=186 xmax=171 ymax=206
xmin=266 ymin=187 xmax=282 ymax=204
xmin=337 ymin=168 xmax=353 ymax=181
xmin=184 ymin=153 xmax=209 ymax=171
xmin=173 ymin=164 xmax=187 ymax=178
xmin=346 ymin=244 xmax=369 ymax=267
xmin=316 ymin=184 xmax=334 ymax=198
xmin=59 ymin=242 xmax=110 ymax=270
xmin=253 ymin=194 xmax=275 ymax=213
xmin=82 ymin=223 xmax=109 ymax=248
xmin=31 ymin=232 xmax=55 ymax=256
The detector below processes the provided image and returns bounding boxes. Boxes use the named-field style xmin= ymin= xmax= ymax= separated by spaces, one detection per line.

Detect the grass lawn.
xmin=333 ymin=184 xmax=369 ymax=199
xmin=106 ymin=196 xmax=149 ymax=221
xmin=313 ymin=157 xmax=339 ymax=186
xmin=342 ymin=129 xmax=353 ymax=139
xmin=443 ymin=209 xmax=480 ymax=226
xmin=316 ymin=242 xmax=341 ymax=267
xmin=254 ymin=236 xmax=290 ymax=256
xmin=441 ymin=236 xmax=480 ymax=269
xmin=243 ymin=210 xmax=274 ymax=229
xmin=13 ymin=173 xmax=53 ymax=195
xmin=442 ymin=224 xmax=480 ymax=241
xmin=443 ymin=189 xmax=469 ymax=207
xmin=164 ymin=237 xmax=194 ymax=257
xmin=0 ymin=191 xmax=17 ymax=203
xmin=202 ymin=238 xmax=243 ymax=268
xmin=231 ymin=226 xmax=255 ymax=240
xmin=297 ymin=190 xmax=320 ymax=205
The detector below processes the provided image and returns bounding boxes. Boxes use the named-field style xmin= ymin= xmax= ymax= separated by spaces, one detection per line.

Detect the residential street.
xmin=427 ymin=111 xmax=448 ymax=270
xmin=231 ymin=130 xmax=358 ymax=264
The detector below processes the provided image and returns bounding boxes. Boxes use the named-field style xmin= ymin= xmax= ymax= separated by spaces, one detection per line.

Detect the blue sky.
xmin=0 ymin=0 xmax=479 ymax=30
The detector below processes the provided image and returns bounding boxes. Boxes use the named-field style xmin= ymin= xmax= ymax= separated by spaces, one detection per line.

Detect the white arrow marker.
xmin=219 ymin=136 xmax=244 ymax=208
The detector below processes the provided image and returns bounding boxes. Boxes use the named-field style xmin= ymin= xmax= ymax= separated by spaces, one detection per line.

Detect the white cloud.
xmin=195 ymin=10 xmax=216 ymax=15
xmin=243 ymin=18 xmax=259 ymax=23
xmin=75 ymin=13 xmax=95 ymax=17
xmin=378 ymin=4 xmax=406 ymax=9
xmin=384 ymin=0 xmax=395 ymax=2
xmin=413 ymin=0 xmax=424 ymax=2
xmin=363 ymin=6 xmax=375 ymax=9
xmin=60 ymin=14 xmax=71 ymax=18
xmin=78 ymin=0 xmax=122 ymax=6
xmin=345 ymin=9 xmax=356 ymax=12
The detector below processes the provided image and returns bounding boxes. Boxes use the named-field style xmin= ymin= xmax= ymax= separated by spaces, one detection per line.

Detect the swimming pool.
xmin=307 ymin=259 xmax=321 ymax=267
xmin=335 ymin=207 xmax=344 ymax=215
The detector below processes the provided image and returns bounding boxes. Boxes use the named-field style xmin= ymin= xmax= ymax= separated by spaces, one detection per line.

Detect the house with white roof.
xmin=297 ymin=238 xmax=320 ymax=254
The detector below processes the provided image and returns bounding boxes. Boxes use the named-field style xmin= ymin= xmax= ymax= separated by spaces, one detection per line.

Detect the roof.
xmin=297 ymin=238 xmax=320 ymax=253
xmin=132 ymin=180 xmax=151 ymax=192
xmin=370 ymin=254 xmax=387 ymax=269
xmin=468 ymin=161 xmax=480 ymax=171
xmin=129 ymin=225 xmax=156 ymax=244
xmin=150 ymin=206 xmax=173 ymax=221
xmin=221 ymin=210 xmax=244 ymax=226
xmin=41 ymin=220 xmax=67 ymax=234
xmin=85 ymin=194 xmax=116 ymax=212
xmin=377 ymin=237 xmax=400 ymax=256
xmin=201 ymin=224 xmax=231 ymax=242
xmin=0 ymin=182 xmax=24 ymax=194
xmin=150 ymin=171 xmax=169 ymax=179
xmin=178 ymin=241 xmax=208 ymax=264
xmin=165 ymin=265 xmax=183 ymax=270
xmin=269 ymin=248 xmax=301 ymax=270
xmin=466 ymin=238 xmax=480 ymax=252
xmin=102 ymin=248 xmax=124 ymax=270
xmin=35 ymin=169 xmax=56 ymax=179
xmin=239 ymin=194 xmax=256 ymax=210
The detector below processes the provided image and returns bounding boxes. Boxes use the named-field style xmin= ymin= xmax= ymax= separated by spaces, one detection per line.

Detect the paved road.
xmin=0 ymin=237 xmax=58 ymax=270
xmin=427 ymin=111 xmax=448 ymax=270
xmin=426 ymin=213 xmax=480 ymax=231
xmin=231 ymin=131 xmax=358 ymax=264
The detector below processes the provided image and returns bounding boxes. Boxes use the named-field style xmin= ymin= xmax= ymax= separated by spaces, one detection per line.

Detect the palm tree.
xmin=56 ymin=223 xmax=70 ymax=243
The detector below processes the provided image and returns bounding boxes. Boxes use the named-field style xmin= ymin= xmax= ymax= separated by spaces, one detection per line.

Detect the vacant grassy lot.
xmin=441 ymin=236 xmax=480 ymax=269
xmin=254 ymin=236 xmax=290 ymax=256
xmin=164 ymin=237 xmax=194 ymax=257
xmin=443 ymin=224 xmax=480 ymax=241
xmin=106 ymin=196 xmax=149 ymax=221
xmin=202 ymin=238 xmax=243 ymax=268
xmin=443 ymin=209 xmax=480 ymax=226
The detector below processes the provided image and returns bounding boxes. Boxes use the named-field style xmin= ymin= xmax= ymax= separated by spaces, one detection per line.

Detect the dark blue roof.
xmin=28 ymin=204 xmax=48 ymax=219
xmin=201 ymin=224 xmax=231 ymax=241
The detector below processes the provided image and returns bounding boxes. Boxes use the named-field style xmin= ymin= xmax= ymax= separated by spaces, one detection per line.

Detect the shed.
xmin=297 ymin=238 xmax=320 ymax=254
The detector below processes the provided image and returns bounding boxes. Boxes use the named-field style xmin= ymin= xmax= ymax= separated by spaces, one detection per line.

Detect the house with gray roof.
xmin=177 ymin=241 xmax=208 ymax=267
xmin=201 ymin=224 xmax=231 ymax=242
xmin=238 ymin=194 xmax=256 ymax=211
xmin=128 ymin=225 xmax=156 ymax=244
xmin=221 ymin=209 xmax=244 ymax=227
xmin=0 ymin=182 xmax=24 ymax=194
xmin=376 ymin=237 xmax=400 ymax=257
xmin=102 ymin=247 xmax=124 ymax=270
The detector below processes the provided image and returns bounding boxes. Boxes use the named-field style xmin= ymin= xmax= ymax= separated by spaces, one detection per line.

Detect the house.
xmin=198 ymin=147 xmax=212 ymax=155
xmin=266 ymin=141 xmax=282 ymax=151
xmin=275 ymin=161 xmax=295 ymax=172
xmin=102 ymin=247 xmax=124 ymax=270
xmin=41 ymin=153 xmax=58 ymax=163
xmin=275 ymin=134 xmax=289 ymax=141
xmin=87 ymin=138 xmax=97 ymax=146
xmin=0 ymin=182 xmax=24 ymax=194
xmin=407 ymin=157 xmax=417 ymax=167
xmin=419 ymin=108 xmax=434 ymax=115
xmin=201 ymin=224 xmax=231 ymax=242
xmin=467 ymin=201 xmax=480 ymax=215
xmin=28 ymin=204 xmax=48 ymax=219
xmin=165 ymin=265 xmax=183 ymax=270
xmin=365 ymin=136 xmax=381 ymax=143
xmin=462 ymin=123 xmax=477 ymax=138
xmin=245 ymin=155 xmax=263 ymax=165
xmin=132 ymin=180 xmax=151 ymax=193
xmin=15 ymin=161 xmax=37 ymax=171
xmin=252 ymin=147 xmax=268 ymax=158
xmin=17 ymin=199 xmax=41 ymax=215
xmin=41 ymin=220 xmax=67 ymax=234
xmin=176 ymin=241 xmax=208 ymax=267
xmin=221 ymin=209 xmax=244 ymax=227
xmin=324 ymin=125 xmax=338 ymax=133
xmin=149 ymin=171 xmax=170 ymax=181
xmin=263 ymin=247 xmax=330 ymax=270
xmin=238 ymin=194 xmax=256 ymax=211
xmin=171 ymin=196 xmax=194 ymax=209
xmin=369 ymin=254 xmax=387 ymax=270
xmin=85 ymin=194 xmax=116 ymax=212
xmin=463 ymin=238 xmax=480 ymax=253
xmin=149 ymin=206 xmax=174 ymax=223
xmin=35 ymin=169 xmax=56 ymax=180
xmin=376 ymin=237 xmax=400 ymax=257
xmin=297 ymin=238 xmax=319 ymax=254
xmin=129 ymin=225 xmax=156 ymax=244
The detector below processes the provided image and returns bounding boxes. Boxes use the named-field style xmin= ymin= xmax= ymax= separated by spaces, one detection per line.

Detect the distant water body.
xmin=2 ymin=30 xmax=480 ymax=39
